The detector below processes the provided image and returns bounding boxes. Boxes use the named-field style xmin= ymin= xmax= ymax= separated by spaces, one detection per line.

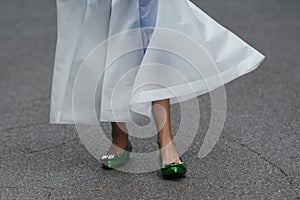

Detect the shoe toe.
xmin=161 ymin=162 xmax=187 ymax=177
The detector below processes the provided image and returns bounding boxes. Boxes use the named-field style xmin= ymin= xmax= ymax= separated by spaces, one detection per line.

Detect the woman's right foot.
xmin=101 ymin=122 xmax=131 ymax=169
xmin=100 ymin=139 xmax=132 ymax=169
xmin=107 ymin=122 xmax=129 ymax=155
xmin=106 ymin=138 xmax=129 ymax=155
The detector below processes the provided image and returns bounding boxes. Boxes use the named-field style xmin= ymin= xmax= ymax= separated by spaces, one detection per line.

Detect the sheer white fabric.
xmin=50 ymin=0 xmax=265 ymax=124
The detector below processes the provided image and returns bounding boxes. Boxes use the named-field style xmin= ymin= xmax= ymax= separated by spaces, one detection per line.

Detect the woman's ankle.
xmin=157 ymin=137 xmax=175 ymax=148
xmin=110 ymin=122 xmax=129 ymax=149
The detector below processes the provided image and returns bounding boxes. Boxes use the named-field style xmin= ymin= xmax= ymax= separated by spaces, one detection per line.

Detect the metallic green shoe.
xmin=159 ymin=155 xmax=187 ymax=178
xmin=100 ymin=140 xmax=132 ymax=169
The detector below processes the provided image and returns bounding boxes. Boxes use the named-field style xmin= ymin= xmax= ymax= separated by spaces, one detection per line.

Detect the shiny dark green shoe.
xmin=159 ymin=154 xmax=187 ymax=178
xmin=100 ymin=140 xmax=132 ymax=169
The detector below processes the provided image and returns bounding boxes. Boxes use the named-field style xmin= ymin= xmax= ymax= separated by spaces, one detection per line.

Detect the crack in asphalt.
xmin=23 ymin=138 xmax=79 ymax=154
xmin=0 ymin=184 xmax=55 ymax=199
xmin=0 ymin=122 xmax=49 ymax=133
xmin=0 ymin=186 xmax=19 ymax=189
xmin=0 ymin=96 xmax=50 ymax=132
xmin=227 ymin=138 xmax=293 ymax=185
xmin=20 ymin=96 xmax=50 ymax=104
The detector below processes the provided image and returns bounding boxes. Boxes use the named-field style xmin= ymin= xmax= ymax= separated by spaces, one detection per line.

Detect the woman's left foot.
xmin=160 ymin=157 xmax=187 ymax=178
xmin=158 ymin=140 xmax=187 ymax=178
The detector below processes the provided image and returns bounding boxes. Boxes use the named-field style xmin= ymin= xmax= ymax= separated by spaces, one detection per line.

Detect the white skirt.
xmin=50 ymin=0 xmax=265 ymax=124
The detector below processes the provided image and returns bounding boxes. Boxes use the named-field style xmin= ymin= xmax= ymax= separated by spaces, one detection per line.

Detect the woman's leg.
xmin=152 ymin=99 xmax=181 ymax=164
xmin=107 ymin=122 xmax=128 ymax=155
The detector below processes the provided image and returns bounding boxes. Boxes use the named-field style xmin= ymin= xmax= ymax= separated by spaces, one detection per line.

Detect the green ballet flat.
xmin=159 ymin=154 xmax=187 ymax=178
xmin=160 ymin=160 xmax=187 ymax=178
xmin=100 ymin=139 xmax=132 ymax=169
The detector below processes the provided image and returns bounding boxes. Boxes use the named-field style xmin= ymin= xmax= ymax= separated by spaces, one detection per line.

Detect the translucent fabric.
xmin=50 ymin=0 xmax=265 ymax=124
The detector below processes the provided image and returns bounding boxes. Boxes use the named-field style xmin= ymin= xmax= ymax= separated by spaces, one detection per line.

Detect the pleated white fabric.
xmin=50 ymin=0 xmax=265 ymax=124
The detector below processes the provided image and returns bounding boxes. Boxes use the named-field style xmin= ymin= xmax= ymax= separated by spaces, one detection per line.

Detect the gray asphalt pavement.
xmin=0 ymin=0 xmax=299 ymax=199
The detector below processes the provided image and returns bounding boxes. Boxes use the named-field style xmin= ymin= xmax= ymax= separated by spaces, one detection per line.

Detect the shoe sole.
xmin=161 ymin=171 xmax=187 ymax=179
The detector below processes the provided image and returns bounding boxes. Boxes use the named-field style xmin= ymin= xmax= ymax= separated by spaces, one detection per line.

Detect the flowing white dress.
xmin=50 ymin=0 xmax=265 ymax=124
